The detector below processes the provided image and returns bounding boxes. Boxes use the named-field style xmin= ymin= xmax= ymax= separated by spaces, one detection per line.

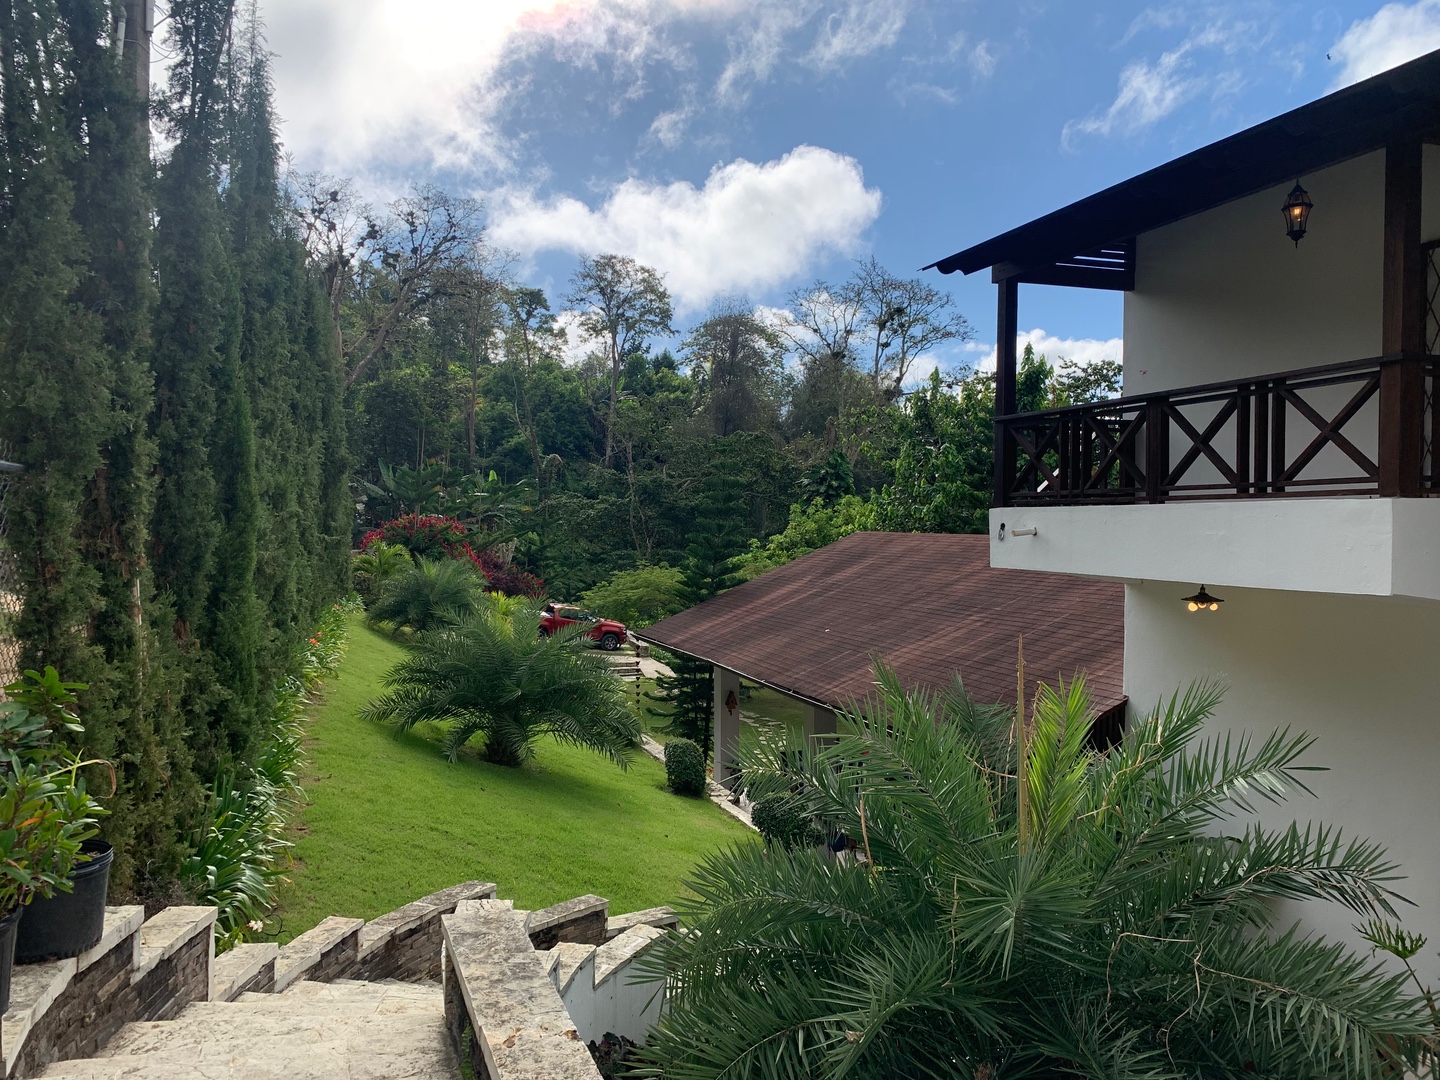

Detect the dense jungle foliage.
xmin=0 ymin=0 xmax=1120 ymax=908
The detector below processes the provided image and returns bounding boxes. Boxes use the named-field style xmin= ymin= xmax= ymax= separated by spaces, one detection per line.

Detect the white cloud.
xmin=489 ymin=145 xmax=882 ymax=312
xmin=1062 ymin=44 xmax=1202 ymax=146
xmin=716 ymin=5 xmax=813 ymax=104
xmin=1329 ymin=0 xmax=1440 ymax=88
xmin=1062 ymin=17 xmax=1267 ymax=147
xmin=969 ymin=40 xmax=998 ymax=81
xmin=647 ymin=105 xmax=695 ymax=149
xmin=264 ymin=0 xmax=914 ymax=175
xmin=808 ymin=0 xmax=909 ymax=70
xmin=264 ymin=0 xmax=541 ymax=174
xmin=968 ymin=329 xmax=1124 ymax=373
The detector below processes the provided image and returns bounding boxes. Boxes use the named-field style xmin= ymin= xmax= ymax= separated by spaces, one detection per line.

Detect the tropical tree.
xmin=637 ymin=670 xmax=1429 ymax=1079
xmin=566 ymin=254 xmax=673 ymax=468
xmin=683 ymin=299 xmax=788 ymax=437
xmin=365 ymin=558 xmax=483 ymax=632
xmin=853 ymin=255 xmax=973 ymax=397
xmin=580 ymin=564 xmax=685 ymax=628
xmin=363 ymin=608 xmax=640 ymax=767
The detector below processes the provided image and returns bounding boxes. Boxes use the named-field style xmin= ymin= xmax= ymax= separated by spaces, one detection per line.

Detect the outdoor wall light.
xmin=1282 ymin=181 xmax=1313 ymax=246
xmin=1182 ymin=585 xmax=1223 ymax=612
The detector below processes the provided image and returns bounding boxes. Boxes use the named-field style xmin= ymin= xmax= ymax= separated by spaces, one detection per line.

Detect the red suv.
xmin=539 ymin=603 xmax=628 ymax=651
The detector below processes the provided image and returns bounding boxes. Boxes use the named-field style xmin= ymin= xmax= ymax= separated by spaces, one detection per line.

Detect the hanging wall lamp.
xmin=1182 ymin=586 xmax=1224 ymax=612
xmin=1282 ymin=181 xmax=1313 ymax=246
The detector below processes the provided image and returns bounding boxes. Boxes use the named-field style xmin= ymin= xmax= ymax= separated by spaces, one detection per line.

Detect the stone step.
xmin=99 ymin=1004 xmax=444 ymax=1059
xmin=43 ymin=979 xmax=459 ymax=1080
xmin=267 ymin=978 xmax=440 ymax=1003
xmin=39 ymin=1033 xmax=459 ymax=1079
xmin=226 ymin=993 xmax=442 ymax=1017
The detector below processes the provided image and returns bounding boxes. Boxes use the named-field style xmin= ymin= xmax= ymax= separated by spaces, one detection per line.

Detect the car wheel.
xmin=599 ymin=632 xmax=622 ymax=651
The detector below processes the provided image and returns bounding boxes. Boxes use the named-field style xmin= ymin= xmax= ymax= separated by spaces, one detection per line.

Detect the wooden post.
xmin=1378 ymin=140 xmax=1425 ymax=497
xmin=1253 ymin=382 xmax=1269 ymax=494
xmin=1144 ymin=400 xmax=1167 ymax=502
xmin=993 ymin=278 xmax=1019 ymax=507
xmin=996 ymin=278 xmax=1019 ymax=416
xmin=1235 ymin=388 xmax=1251 ymax=494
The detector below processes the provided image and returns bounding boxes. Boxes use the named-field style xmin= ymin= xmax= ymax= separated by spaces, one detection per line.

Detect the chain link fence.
xmin=0 ymin=442 xmax=22 ymax=695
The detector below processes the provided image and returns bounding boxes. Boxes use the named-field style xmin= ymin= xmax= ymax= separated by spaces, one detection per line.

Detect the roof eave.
xmin=926 ymin=48 xmax=1440 ymax=277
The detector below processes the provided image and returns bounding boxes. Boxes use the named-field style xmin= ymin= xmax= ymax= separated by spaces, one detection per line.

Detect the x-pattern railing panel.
xmin=997 ymin=355 xmax=1410 ymax=505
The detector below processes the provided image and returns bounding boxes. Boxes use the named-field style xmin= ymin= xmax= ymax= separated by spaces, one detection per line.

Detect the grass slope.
xmin=274 ymin=617 xmax=751 ymax=941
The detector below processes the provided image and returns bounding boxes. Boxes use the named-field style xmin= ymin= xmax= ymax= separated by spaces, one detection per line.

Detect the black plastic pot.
xmin=0 ymin=905 xmax=19 ymax=1013
xmin=16 ymin=840 xmax=113 ymax=963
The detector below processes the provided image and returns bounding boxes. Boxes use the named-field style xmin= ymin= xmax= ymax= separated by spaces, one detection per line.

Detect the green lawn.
xmin=273 ymin=617 xmax=752 ymax=942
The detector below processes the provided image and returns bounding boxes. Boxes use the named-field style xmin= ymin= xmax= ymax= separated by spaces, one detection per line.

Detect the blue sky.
xmin=265 ymin=0 xmax=1440 ymax=369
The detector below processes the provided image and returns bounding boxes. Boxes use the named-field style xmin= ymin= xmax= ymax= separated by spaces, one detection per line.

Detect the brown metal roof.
xmin=637 ymin=532 xmax=1124 ymax=717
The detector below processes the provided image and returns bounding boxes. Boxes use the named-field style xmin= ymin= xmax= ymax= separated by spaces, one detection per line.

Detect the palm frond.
xmin=641 ymin=665 xmax=1432 ymax=1078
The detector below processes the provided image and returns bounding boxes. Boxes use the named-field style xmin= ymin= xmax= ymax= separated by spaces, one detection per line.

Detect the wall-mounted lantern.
xmin=1282 ymin=181 xmax=1313 ymax=246
xmin=1182 ymin=585 xmax=1224 ymax=612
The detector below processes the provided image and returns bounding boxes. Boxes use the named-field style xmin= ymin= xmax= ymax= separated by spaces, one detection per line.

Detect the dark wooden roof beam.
xmin=992 ymin=241 xmax=1135 ymax=291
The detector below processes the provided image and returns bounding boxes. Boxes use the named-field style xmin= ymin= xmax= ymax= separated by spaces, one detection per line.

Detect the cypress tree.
xmin=225 ymin=17 xmax=347 ymax=681
xmin=0 ymin=0 xmax=351 ymax=902
xmin=150 ymin=0 xmax=261 ymax=776
xmin=0 ymin=0 xmax=111 ymax=679
xmin=57 ymin=0 xmax=202 ymax=897
xmin=651 ymin=462 xmax=747 ymax=756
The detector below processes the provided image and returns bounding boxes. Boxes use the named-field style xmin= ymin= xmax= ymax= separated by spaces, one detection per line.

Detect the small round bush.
xmin=751 ymin=794 xmax=823 ymax=851
xmin=665 ymin=738 xmax=707 ymax=797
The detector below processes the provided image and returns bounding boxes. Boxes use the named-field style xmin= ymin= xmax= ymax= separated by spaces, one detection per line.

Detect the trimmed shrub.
xmin=751 ymin=794 xmax=823 ymax=850
xmin=665 ymin=738 xmax=707 ymax=797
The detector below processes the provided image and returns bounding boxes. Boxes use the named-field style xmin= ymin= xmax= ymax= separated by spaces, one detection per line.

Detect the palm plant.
xmin=636 ymin=668 xmax=1430 ymax=1079
xmin=352 ymin=541 xmax=412 ymax=599
xmin=363 ymin=608 xmax=640 ymax=767
xmin=365 ymin=557 xmax=483 ymax=632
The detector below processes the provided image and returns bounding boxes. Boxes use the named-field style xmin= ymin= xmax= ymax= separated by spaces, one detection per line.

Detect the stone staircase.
xmin=35 ymin=979 xmax=458 ymax=1079
xmin=1 ymin=884 xmax=678 ymax=1080
xmin=604 ymin=653 xmax=643 ymax=681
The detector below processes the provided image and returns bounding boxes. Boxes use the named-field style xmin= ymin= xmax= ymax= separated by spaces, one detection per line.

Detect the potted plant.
xmin=0 ymin=668 xmax=111 ymax=969
xmin=0 ymin=762 xmax=101 ymax=1011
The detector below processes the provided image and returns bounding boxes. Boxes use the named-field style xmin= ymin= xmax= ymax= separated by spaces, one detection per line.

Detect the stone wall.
xmin=1 ymin=883 xmax=497 ymax=1078
xmin=525 ymin=895 xmax=608 ymax=950
xmin=271 ymin=882 xmax=497 ymax=991
xmin=3 ymin=906 xmax=215 ymax=1080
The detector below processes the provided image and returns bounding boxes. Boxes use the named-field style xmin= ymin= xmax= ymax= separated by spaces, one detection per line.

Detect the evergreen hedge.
xmin=0 ymin=1 xmax=349 ymax=901
xmin=664 ymin=738 xmax=707 ymax=797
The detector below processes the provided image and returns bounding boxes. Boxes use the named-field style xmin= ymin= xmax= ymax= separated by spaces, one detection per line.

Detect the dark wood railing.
xmin=995 ymin=354 xmax=1438 ymax=506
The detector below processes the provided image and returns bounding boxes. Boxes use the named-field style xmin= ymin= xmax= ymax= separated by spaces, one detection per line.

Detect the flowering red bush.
xmin=360 ymin=514 xmax=468 ymax=560
xmin=360 ymin=514 xmax=545 ymax=599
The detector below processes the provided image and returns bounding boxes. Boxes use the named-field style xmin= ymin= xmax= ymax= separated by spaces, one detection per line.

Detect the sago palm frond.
xmin=637 ymin=664 xmax=1431 ymax=1080
xmin=364 ymin=557 xmax=484 ymax=632
xmin=363 ymin=607 xmax=639 ymax=767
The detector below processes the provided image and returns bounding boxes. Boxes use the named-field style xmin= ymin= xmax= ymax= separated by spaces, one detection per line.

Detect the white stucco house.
xmin=927 ymin=49 xmax=1440 ymax=980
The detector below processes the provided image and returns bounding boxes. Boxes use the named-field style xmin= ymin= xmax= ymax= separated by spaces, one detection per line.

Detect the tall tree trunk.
xmin=603 ymin=332 xmax=620 ymax=468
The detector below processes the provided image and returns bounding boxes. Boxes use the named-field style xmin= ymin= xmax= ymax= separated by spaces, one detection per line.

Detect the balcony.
xmin=994 ymin=354 xmax=1437 ymax=507
xmin=988 ymin=354 xmax=1440 ymax=601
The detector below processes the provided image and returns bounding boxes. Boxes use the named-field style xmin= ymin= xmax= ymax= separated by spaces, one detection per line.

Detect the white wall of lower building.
xmin=1124 ymin=579 xmax=1440 ymax=982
